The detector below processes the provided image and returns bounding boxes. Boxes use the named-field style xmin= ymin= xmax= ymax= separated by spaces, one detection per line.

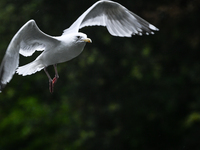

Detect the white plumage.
xmin=0 ymin=0 xmax=159 ymax=92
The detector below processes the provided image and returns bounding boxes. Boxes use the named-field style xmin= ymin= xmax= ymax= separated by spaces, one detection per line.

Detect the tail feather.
xmin=16 ymin=60 xmax=44 ymax=76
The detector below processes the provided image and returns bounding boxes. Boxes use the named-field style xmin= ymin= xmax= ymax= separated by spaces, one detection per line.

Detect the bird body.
xmin=47 ymin=33 xmax=89 ymax=65
xmin=0 ymin=0 xmax=159 ymax=93
xmin=16 ymin=32 xmax=90 ymax=76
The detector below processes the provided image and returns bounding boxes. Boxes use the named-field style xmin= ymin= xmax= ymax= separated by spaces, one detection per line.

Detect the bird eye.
xmin=77 ymin=36 xmax=81 ymax=39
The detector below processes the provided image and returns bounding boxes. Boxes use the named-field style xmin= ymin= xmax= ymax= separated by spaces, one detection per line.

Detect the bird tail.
xmin=16 ymin=60 xmax=44 ymax=76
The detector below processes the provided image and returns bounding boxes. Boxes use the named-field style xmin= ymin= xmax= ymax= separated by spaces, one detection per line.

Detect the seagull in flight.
xmin=0 ymin=0 xmax=159 ymax=93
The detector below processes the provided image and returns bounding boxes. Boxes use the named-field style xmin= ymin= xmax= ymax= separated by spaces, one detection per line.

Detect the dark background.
xmin=0 ymin=0 xmax=200 ymax=149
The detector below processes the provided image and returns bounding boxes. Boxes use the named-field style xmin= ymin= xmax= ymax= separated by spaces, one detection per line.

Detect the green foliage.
xmin=0 ymin=0 xmax=200 ymax=150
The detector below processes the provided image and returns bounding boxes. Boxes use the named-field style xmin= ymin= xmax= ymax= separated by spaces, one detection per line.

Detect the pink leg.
xmin=44 ymin=67 xmax=53 ymax=93
xmin=52 ymin=64 xmax=59 ymax=84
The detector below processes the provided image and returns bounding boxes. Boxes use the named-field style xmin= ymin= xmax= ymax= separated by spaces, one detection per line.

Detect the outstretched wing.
xmin=0 ymin=20 xmax=59 ymax=92
xmin=63 ymin=0 xmax=159 ymax=37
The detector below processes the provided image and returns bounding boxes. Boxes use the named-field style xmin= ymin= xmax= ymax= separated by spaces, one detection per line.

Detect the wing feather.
xmin=18 ymin=20 xmax=58 ymax=57
xmin=63 ymin=0 xmax=159 ymax=37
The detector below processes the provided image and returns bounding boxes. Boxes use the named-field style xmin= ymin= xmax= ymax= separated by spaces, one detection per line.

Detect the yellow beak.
xmin=83 ymin=38 xmax=92 ymax=43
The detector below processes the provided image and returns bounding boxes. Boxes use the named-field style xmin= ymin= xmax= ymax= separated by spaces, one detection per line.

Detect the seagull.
xmin=0 ymin=0 xmax=159 ymax=93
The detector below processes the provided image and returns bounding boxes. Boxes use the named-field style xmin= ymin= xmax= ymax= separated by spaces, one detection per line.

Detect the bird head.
xmin=74 ymin=32 xmax=92 ymax=44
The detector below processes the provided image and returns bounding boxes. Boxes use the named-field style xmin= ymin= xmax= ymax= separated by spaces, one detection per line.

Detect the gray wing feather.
xmin=63 ymin=0 xmax=159 ymax=37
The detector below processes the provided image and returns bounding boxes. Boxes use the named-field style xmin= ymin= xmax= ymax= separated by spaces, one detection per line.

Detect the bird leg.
xmin=44 ymin=65 xmax=59 ymax=93
xmin=44 ymin=67 xmax=53 ymax=93
xmin=52 ymin=64 xmax=59 ymax=85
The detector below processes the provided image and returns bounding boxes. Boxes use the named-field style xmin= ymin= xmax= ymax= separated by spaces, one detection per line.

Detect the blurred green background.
xmin=0 ymin=0 xmax=200 ymax=149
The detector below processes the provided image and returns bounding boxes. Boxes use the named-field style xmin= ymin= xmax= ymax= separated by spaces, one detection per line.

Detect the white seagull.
xmin=0 ymin=0 xmax=159 ymax=93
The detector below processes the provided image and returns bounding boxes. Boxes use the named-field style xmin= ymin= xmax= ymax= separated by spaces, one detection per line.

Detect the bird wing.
xmin=18 ymin=20 xmax=59 ymax=57
xmin=63 ymin=0 xmax=159 ymax=37
xmin=0 ymin=20 xmax=59 ymax=92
